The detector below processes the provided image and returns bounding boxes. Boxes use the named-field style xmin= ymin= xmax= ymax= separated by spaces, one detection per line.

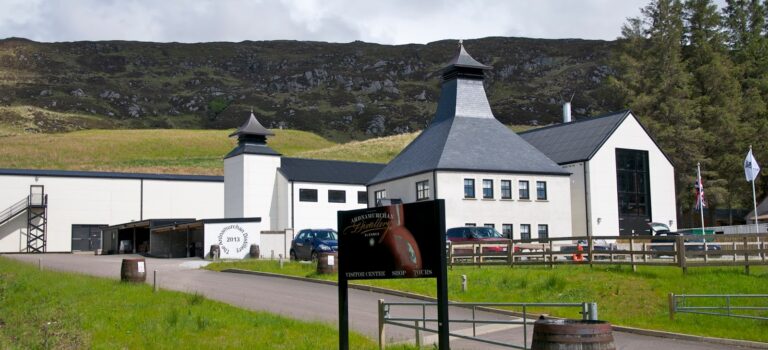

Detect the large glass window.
xmin=482 ymin=179 xmax=494 ymax=199
xmin=519 ymin=181 xmax=530 ymax=200
xmin=520 ymin=224 xmax=531 ymax=242
xmin=374 ymin=190 xmax=387 ymax=206
xmin=616 ymin=149 xmax=651 ymax=216
xmin=538 ymin=224 xmax=549 ymax=242
xmin=502 ymin=224 xmax=513 ymax=239
xmin=328 ymin=190 xmax=346 ymax=203
xmin=357 ymin=191 xmax=367 ymax=204
xmin=501 ymin=180 xmax=512 ymax=199
xmin=464 ymin=179 xmax=475 ymax=198
xmin=299 ymin=189 xmax=318 ymax=202
xmin=536 ymin=181 xmax=547 ymax=200
xmin=416 ymin=180 xmax=430 ymax=201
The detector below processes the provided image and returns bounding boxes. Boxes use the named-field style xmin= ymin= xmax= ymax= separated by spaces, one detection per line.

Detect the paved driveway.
xmin=5 ymin=254 xmax=751 ymax=350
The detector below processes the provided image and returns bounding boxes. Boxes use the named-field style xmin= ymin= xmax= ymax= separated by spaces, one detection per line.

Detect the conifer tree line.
xmin=606 ymin=0 xmax=768 ymax=226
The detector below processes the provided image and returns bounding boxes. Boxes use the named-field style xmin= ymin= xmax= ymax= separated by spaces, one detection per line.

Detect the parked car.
xmin=647 ymin=222 xmax=721 ymax=257
xmin=446 ymin=226 xmax=510 ymax=255
xmin=290 ymin=229 xmax=338 ymax=261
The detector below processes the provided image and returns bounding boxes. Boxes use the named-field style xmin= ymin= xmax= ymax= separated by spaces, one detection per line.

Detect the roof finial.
xmin=250 ymin=107 xmax=253 ymax=114
xmin=458 ymin=39 xmax=463 ymax=46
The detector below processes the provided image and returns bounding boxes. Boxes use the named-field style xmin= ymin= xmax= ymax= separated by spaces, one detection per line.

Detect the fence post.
xmin=378 ymin=299 xmax=386 ymax=350
xmin=414 ymin=320 xmax=421 ymax=348
xmin=588 ymin=238 xmax=594 ymax=268
xmin=448 ymin=241 xmax=453 ymax=270
xmin=668 ymin=293 xmax=675 ymax=320
xmin=630 ymin=236 xmax=636 ymax=272
xmin=153 ymin=270 xmax=158 ymax=293
xmin=507 ymin=241 xmax=514 ymax=267
xmin=676 ymin=236 xmax=687 ymax=274
xmin=744 ymin=237 xmax=750 ymax=275
xmin=548 ymin=240 xmax=554 ymax=269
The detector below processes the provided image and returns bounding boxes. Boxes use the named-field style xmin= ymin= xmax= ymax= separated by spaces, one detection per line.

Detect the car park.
xmin=446 ymin=226 xmax=510 ymax=256
xmin=290 ymin=229 xmax=338 ymax=261
xmin=648 ymin=222 xmax=721 ymax=257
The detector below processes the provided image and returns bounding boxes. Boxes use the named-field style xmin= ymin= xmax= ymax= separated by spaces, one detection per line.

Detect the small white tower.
xmin=224 ymin=112 xmax=280 ymax=229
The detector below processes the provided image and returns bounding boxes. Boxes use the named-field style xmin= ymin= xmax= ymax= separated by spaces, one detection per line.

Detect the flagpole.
xmin=751 ymin=145 xmax=759 ymax=233
xmin=698 ymin=162 xmax=705 ymax=233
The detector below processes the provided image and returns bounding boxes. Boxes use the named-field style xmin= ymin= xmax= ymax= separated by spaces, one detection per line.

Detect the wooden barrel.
xmin=532 ymin=319 xmax=615 ymax=350
xmin=316 ymin=252 xmax=338 ymax=274
xmin=120 ymin=258 xmax=146 ymax=283
xmin=250 ymin=244 xmax=261 ymax=258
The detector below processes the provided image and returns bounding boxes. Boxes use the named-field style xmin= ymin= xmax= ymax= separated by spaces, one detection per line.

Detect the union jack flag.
xmin=694 ymin=172 xmax=706 ymax=210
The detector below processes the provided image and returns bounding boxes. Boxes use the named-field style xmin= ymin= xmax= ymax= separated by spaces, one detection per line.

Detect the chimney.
xmin=562 ymin=102 xmax=572 ymax=123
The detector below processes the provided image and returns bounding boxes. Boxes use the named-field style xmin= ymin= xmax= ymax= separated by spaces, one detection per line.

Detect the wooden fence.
xmin=447 ymin=233 xmax=768 ymax=273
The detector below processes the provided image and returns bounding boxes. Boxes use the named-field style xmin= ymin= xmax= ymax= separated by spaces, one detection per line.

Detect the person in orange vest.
xmin=572 ymin=242 xmax=584 ymax=262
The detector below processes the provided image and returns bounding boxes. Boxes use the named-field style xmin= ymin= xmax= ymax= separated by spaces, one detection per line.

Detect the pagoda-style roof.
xmin=369 ymin=43 xmax=567 ymax=185
xmin=229 ymin=112 xmax=275 ymax=138
xmin=225 ymin=112 xmax=279 ymax=159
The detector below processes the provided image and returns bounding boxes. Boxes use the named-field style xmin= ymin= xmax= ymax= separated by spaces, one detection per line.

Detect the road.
xmin=5 ymin=253 xmax=752 ymax=350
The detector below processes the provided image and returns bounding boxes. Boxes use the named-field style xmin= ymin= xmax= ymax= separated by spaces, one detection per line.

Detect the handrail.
xmin=669 ymin=293 xmax=768 ymax=321
xmin=0 ymin=196 xmax=29 ymax=226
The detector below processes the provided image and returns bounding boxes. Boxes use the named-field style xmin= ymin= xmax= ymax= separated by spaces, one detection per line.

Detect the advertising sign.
xmin=203 ymin=222 xmax=261 ymax=259
xmin=338 ymin=200 xmax=444 ymax=279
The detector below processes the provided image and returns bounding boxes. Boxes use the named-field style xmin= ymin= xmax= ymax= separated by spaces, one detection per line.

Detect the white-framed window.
xmin=374 ymin=190 xmax=387 ymax=206
xmin=464 ymin=179 xmax=475 ymax=198
xmin=482 ymin=179 xmax=494 ymax=199
xmin=416 ymin=180 xmax=430 ymax=201
xmin=484 ymin=223 xmax=495 ymax=228
xmin=536 ymin=181 xmax=547 ymax=200
xmin=520 ymin=224 xmax=531 ymax=242
xmin=502 ymin=224 xmax=513 ymax=239
xmin=501 ymin=180 xmax=512 ymax=199
xmin=538 ymin=224 xmax=549 ymax=242
xmin=519 ymin=180 xmax=530 ymax=200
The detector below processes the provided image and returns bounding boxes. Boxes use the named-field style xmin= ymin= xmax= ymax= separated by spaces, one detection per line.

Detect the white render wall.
xmin=368 ymin=171 xmax=573 ymax=239
xmin=224 ymin=154 xmax=281 ymax=229
xmin=586 ymin=114 xmax=677 ymax=236
xmin=0 ymin=174 xmax=223 ymax=253
xmin=564 ymin=162 xmax=588 ymax=236
xmin=291 ymin=181 xmax=368 ymax=232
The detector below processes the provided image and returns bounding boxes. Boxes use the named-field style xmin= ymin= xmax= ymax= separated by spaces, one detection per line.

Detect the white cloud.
xmin=0 ymin=0 xmax=659 ymax=44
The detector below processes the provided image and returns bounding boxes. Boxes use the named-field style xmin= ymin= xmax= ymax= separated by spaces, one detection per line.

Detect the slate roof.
xmin=368 ymin=44 xmax=568 ymax=185
xmin=225 ymin=112 xmax=280 ymax=159
xmin=0 ymin=168 xmax=223 ymax=182
xmin=229 ymin=112 xmax=275 ymax=137
xmin=519 ymin=110 xmax=630 ymax=165
xmin=279 ymin=157 xmax=385 ymax=185
xmin=444 ymin=41 xmax=491 ymax=70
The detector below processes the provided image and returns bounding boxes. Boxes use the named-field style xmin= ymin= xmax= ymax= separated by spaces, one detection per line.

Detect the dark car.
xmin=446 ymin=226 xmax=510 ymax=255
xmin=648 ymin=223 xmax=721 ymax=257
xmin=290 ymin=229 xmax=338 ymax=261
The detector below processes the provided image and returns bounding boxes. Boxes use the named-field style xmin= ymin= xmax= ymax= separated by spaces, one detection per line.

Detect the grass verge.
xmin=0 ymin=257 xmax=415 ymax=349
xmin=206 ymin=260 xmax=768 ymax=343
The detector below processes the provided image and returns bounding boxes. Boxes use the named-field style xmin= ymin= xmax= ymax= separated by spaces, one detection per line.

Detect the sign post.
xmin=338 ymin=199 xmax=448 ymax=350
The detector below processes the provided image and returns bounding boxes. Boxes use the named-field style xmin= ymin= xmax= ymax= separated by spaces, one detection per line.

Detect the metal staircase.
xmin=0 ymin=186 xmax=48 ymax=253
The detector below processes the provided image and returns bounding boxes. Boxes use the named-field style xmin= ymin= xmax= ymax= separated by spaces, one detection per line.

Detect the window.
xmin=416 ymin=180 xmax=430 ymax=201
xmin=536 ymin=181 xmax=547 ymax=200
xmin=501 ymin=180 xmax=512 ymax=199
xmin=519 ymin=181 xmax=529 ymax=199
xmin=538 ymin=224 xmax=549 ymax=242
xmin=520 ymin=224 xmax=531 ymax=242
xmin=465 ymin=223 xmax=476 ymax=227
xmin=328 ymin=190 xmax=346 ymax=203
xmin=299 ymin=189 xmax=318 ymax=202
xmin=616 ymin=149 xmax=651 ymax=216
xmin=374 ymin=190 xmax=387 ymax=206
xmin=483 ymin=223 xmax=495 ymax=228
xmin=464 ymin=179 xmax=475 ymax=198
xmin=502 ymin=224 xmax=513 ymax=239
xmin=357 ymin=191 xmax=367 ymax=204
xmin=482 ymin=179 xmax=494 ymax=199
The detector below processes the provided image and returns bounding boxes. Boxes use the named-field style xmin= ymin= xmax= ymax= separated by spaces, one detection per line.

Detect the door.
xmin=71 ymin=225 xmax=107 ymax=251
xmin=616 ymin=149 xmax=652 ymax=236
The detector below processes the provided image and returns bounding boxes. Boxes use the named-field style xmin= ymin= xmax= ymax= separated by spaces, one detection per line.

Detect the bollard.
xmin=153 ymin=270 xmax=158 ymax=293
xmin=279 ymin=255 xmax=284 ymax=269
xmin=271 ymin=250 xmax=275 ymax=260
xmin=38 ymin=258 xmax=42 ymax=271
xmin=461 ymin=274 xmax=467 ymax=292
xmin=588 ymin=302 xmax=598 ymax=321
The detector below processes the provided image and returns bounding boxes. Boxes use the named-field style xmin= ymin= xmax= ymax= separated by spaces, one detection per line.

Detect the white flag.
xmin=745 ymin=149 xmax=761 ymax=182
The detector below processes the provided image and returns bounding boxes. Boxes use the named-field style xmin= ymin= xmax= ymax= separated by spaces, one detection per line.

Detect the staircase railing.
xmin=0 ymin=196 xmax=29 ymax=226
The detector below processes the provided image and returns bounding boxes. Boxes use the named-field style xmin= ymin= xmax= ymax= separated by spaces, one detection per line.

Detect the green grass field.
xmin=206 ymin=260 xmax=768 ymax=343
xmin=0 ymin=257 xmax=417 ymax=349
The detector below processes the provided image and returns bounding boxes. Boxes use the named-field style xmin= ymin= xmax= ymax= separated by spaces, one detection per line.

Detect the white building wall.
xmin=292 ymin=182 xmax=368 ymax=231
xmin=224 ymin=156 xmax=245 ymax=218
xmin=224 ymin=154 xmax=280 ymax=229
xmin=368 ymin=171 xmax=573 ymax=239
xmin=275 ymin=172 xmax=291 ymax=230
xmin=0 ymin=174 xmax=224 ymax=253
xmin=143 ymin=180 xmax=223 ymax=219
xmin=587 ymin=114 xmax=677 ymax=236
xmin=564 ymin=162 xmax=588 ymax=236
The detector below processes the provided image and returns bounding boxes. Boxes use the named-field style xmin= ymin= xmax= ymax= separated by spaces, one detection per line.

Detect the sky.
xmin=0 ymin=0 xmax=671 ymax=44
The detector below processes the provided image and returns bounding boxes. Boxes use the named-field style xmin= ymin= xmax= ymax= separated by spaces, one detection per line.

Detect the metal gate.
xmin=71 ymin=224 xmax=106 ymax=251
